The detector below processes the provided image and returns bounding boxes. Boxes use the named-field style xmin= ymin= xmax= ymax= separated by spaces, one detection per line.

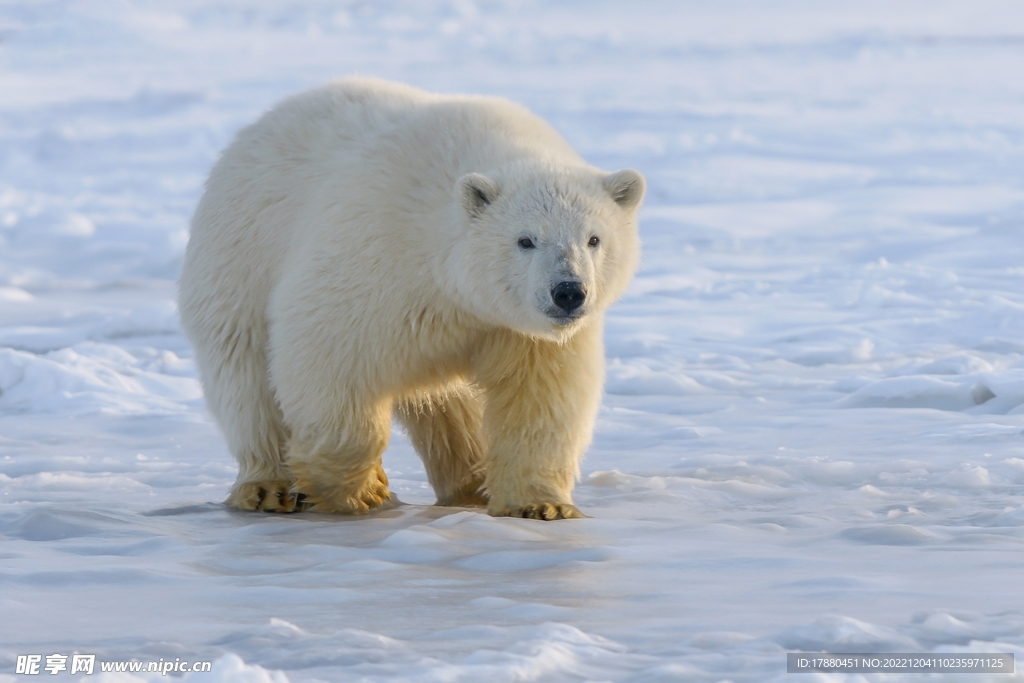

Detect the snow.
xmin=2 ymin=1 xmax=1024 ymax=681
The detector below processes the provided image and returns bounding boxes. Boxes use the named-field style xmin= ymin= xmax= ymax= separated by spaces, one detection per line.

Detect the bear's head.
xmin=450 ymin=162 xmax=644 ymax=341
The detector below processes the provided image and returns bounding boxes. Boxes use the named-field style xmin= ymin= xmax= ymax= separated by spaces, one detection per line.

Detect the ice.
xmin=774 ymin=616 xmax=921 ymax=652
xmin=839 ymin=524 xmax=944 ymax=546
xmin=2 ymin=1 xmax=1024 ymax=681
xmin=839 ymin=376 xmax=990 ymax=411
xmin=916 ymin=354 xmax=995 ymax=376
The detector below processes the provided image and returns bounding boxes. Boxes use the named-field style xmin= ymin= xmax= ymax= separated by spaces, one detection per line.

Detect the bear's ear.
xmin=603 ymin=169 xmax=645 ymax=210
xmin=457 ymin=173 xmax=500 ymax=218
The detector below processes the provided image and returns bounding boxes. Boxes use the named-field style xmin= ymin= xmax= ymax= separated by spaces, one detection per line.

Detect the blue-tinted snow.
xmin=2 ymin=2 xmax=1024 ymax=681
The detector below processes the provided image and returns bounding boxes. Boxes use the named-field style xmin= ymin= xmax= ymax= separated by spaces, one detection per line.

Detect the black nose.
xmin=551 ymin=281 xmax=586 ymax=313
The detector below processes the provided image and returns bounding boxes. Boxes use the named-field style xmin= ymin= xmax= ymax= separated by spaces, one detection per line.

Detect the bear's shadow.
xmin=143 ymin=499 xmax=483 ymax=525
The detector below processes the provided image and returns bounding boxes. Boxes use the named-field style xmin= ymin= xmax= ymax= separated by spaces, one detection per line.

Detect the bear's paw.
xmin=493 ymin=502 xmax=587 ymax=520
xmin=297 ymin=464 xmax=392 ymax=514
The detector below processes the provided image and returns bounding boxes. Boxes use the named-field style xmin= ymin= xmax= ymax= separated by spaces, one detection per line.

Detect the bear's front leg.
xmin=284 ymin=403 xmax=393 ymax=514
xmin=475 ymin=324 xmax=604 ymax=520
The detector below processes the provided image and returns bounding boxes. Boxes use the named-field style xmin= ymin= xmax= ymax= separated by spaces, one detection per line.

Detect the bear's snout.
xmin=551 ymin=281 xmax=587 ymax=314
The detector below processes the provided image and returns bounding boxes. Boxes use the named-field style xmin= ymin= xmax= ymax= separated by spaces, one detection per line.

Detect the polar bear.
xmin=178 ymin=78 xmax=644 ymax=520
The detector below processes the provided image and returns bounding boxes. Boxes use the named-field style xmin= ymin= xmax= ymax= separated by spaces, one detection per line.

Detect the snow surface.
xmin=2 ymin=2 xmax=1024 ymax=681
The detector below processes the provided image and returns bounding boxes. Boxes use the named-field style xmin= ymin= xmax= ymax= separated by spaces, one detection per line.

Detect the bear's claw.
xmin=227 ymin=481 xmax=308 ymax=513
xmin=496 ymin=502 xmax=587 ymax=520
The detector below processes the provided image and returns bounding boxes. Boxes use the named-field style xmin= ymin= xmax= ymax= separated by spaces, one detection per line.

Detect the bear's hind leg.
xmin=187 ymin=319 xmax=297 ymax=513
xmin=397 ymin=385 xmax=488 ymax=507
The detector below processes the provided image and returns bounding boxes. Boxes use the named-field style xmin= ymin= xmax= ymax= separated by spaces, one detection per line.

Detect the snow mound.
xmin=0 ymin=342 xmax=199 ymax=415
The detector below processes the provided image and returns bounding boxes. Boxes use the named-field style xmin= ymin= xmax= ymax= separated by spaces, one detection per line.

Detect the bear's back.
xmin=193 ymin=78 xmax=582 ymax=250
xmin=181 ymin=79 xmax=587 ymax=346
xmin=218 ymin=78 xmax=577 ymax=179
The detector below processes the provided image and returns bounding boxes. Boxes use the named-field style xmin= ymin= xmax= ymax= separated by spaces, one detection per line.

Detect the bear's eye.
xmin=588 ymin=236 xmax=600 ymax=247
xmin=518 ymin=237 xmax=536 ymax=249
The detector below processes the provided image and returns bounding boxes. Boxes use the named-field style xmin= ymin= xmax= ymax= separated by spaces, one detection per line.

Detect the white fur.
xmin=178 ymin=78 xmax=644 ymax=519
